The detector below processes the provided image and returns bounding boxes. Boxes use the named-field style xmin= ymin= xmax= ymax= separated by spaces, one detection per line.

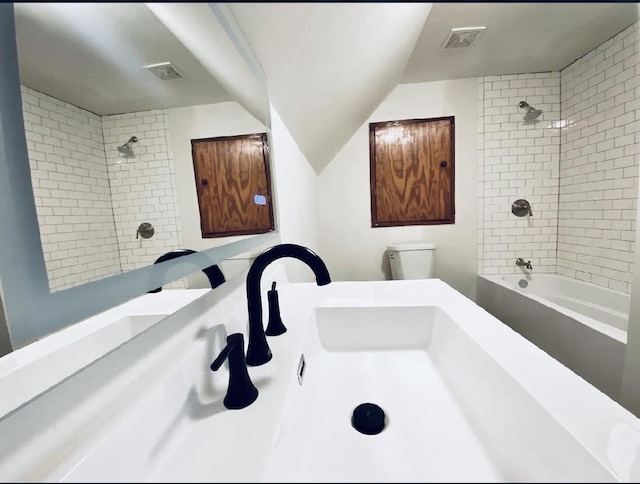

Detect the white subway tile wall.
xmin=557 ymin=21 xmax=639 ymax=293
xmin=21 ymin=86 xmax=122 ymax=291
xmin=478 ymin=72 xmax=562 ymax=276
xmin=102 ymin=110 xmax=185 ymax=289
xmin=479 ymin=21 xmax=640 ymax=293
xmin=22 ymin=88 xmax=186 ymax=291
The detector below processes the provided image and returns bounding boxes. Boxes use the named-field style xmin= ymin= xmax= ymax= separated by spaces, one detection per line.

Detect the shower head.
xmin=519 ymin=101 xmax=543 ymax=121
xmin=117 ymin=136 xmax=138 ymax=157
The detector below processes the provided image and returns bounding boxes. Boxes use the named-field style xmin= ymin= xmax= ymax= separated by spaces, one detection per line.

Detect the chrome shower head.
xmin=519 ymin=101 xmax=542 ymax=121
xmin=117 ymin=136 xmax=138 ymax=157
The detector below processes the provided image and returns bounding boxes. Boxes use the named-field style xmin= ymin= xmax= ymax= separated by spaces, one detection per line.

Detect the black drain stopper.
xmin=351 ymin=403 xmax=386 ymax=435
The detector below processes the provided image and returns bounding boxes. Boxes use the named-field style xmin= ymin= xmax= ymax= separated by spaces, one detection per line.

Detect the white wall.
xmin=269 ymin=105 xmax=319 ymax=283
xmin=477 ymin=72 xmax=561 ymax=276
xmin=21 ymin=86 xmax=122 ymax=291
xmin=557 ymin=21 xmax=639 ymax=293
xmin=318 ymin=78 xmax=478 ymax=299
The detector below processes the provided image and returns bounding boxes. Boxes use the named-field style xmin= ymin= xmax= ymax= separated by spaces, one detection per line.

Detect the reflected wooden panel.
xmin=192 ymin=133 xmax=274 ymax=237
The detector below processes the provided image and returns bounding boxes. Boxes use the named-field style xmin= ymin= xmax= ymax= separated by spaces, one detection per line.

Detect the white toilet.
xmin=220 ymin=248 xmax=263 ymax=280
xmin=387 ymin=242 xmax=436 ymax=280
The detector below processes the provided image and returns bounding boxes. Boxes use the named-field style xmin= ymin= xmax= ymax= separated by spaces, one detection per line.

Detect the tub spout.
xmin=516 ymin=258 xmax=533 ymax=270
xmin=245 ymin=244 xmax=331 ymax=366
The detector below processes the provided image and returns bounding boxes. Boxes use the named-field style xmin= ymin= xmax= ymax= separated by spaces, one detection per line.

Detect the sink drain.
xmin=351 ymin=403 xmax=386 ymax=435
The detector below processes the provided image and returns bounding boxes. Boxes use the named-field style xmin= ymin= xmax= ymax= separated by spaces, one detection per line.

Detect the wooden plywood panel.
xmin=192 ymin=133 xmax=274 ymax=237
xmin=370 ymin=117 xmax=454 ymax=227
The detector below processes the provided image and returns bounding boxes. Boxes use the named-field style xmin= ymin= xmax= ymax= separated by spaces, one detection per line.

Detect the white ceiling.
xmin=229 ymin=3 xmax=433 ymax=174
xmin=14 ymin=3 xmax=639 ymax=170
xmin=14 ymin=3 xmax=233 ymax=115
xmin=230 ymin=3 xmax=639 ymax=174
xmin=403 ymin=2 xmax=640 ymax=83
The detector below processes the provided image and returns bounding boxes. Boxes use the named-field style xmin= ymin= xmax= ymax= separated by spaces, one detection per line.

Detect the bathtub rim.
xmin=478 ymin=273 xmax=627 ymax=345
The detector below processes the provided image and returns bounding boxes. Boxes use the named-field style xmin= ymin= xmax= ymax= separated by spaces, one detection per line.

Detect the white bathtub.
xmin=476 ymin=273 xmax=630 ymax=402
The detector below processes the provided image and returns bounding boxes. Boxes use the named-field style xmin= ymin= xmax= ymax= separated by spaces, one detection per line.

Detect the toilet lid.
xmin=388 ymin=242 xmax=436 ymax=251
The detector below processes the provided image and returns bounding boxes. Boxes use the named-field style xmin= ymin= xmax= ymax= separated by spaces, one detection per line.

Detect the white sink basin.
xmin=262 ymin=305 xmax=615 ymax=482
xmin=2 ymin=270 xmax=635 ymax=483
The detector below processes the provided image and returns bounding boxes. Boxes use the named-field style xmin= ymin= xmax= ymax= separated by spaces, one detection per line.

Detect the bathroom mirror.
xmin=14 ymin=2 xmax=274 ymax=293
xmin=0 ymin=3 xmax=277 ymax=350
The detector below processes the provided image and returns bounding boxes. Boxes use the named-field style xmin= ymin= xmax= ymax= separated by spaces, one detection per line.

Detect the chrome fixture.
xmin=117 ymin=136 xmax=138 ymax=156
xmin=147 ymin=249 xmax=225 ymax=293
xmin=297 ymin=353 xmax=306 ymax=386
xmin=512 ymin=199 xmax=533 ymax=217
xmin=136 ymin=222 xmax=155 ymax=239
xmin=519 ymin=101 xmax=543 ymax=121
xmin=143 ymin=61 xmax=184 ymax=81
xmin=442 ymin=26 xmax=486 ymax=49
xmin=210 ymin=333 xmax=258 ymax=410
xmin=516 ymin=258 xmax=533 ymax=270
xmin=245 ymin=244 xmax=331 ymax=366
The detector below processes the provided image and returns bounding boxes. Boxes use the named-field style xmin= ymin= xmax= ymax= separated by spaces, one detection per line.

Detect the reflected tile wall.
xmin=21 ymin=86 xmax=122 ymax=291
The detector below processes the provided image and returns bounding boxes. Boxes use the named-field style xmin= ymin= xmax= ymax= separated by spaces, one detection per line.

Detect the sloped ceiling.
xmin=229 ymin=3 xmax=433 ymax=174
xmin=230 ymin=3 xmax=639 ymax=175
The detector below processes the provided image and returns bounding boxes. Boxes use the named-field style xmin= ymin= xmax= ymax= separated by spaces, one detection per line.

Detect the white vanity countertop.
xmin=0 ymin=288 xmax=209 ymax=420
xmin=2 ymin=267 xmax=640 ymax=482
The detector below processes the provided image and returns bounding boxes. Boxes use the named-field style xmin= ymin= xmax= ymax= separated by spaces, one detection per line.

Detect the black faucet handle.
xmin=210 ymin=333 xmax=258 ymax=409
xmin=210 ymin=333 xmax=242 ymax=371
xmin=265 ymin=281 xmax=287 ymax=336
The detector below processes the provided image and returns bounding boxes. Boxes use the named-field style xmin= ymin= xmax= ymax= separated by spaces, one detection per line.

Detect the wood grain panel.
xmin=192 ymin=133 xmax=274 ymax=237
xmin=370 ymin=117 xmax=454 ymax=227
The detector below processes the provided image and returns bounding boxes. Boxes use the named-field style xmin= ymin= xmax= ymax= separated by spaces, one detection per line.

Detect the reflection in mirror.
xmin=0 ymin=2 xmax=276 ymax=354
xmin=14 ymin=2 xmax=273 ymax=293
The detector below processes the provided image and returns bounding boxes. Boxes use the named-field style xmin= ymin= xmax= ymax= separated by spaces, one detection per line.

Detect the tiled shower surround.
xmin=22 ymin=86 xmax=122 ymax=291
xmin=478 ymin=72 xmax=561 ymax=277
xmin=22 ymin=89 xmax=184 ymax=291
xmin=479 ymin=20 xmax=639 ymax=294
xmin=557 ymin=22 xmax=639 ymax=293
xmin=102 ymin=111 xmax=184 ymax=277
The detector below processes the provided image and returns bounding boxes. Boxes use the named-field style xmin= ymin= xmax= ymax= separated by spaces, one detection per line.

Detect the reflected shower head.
xmin=117 ymin=136 xmax=138 ymax=156
xmin=519 ymin=101 xmax=543 ymax=121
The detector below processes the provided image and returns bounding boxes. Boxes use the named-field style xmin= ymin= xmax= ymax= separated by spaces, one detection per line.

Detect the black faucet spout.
xmin=245 ymin=244 xmax=331 ymax=366
xmin=147 ymin=249 xmax=225 ymax=293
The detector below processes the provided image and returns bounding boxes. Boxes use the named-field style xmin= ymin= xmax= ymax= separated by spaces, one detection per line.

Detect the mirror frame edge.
xmin=0 ymin=3 xmax=279 ymax=349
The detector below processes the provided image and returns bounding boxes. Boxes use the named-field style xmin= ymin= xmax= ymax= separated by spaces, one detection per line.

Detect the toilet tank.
xmin=387 ymin=243 xmax=436 ymax=280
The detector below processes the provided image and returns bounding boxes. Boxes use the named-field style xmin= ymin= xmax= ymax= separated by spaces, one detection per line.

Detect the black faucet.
xmin=210 ymin=333 xmax=258 ymax=410
xmin=245 ymin=244 xmax=331 ymax=366
xmin=147 ymin=249 xmax=225 ymax=293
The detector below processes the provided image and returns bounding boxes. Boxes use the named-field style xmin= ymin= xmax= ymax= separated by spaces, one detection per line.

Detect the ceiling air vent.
xmin=443 ymin=27 xmax=486 ymax=49
xmin=143 ymin=62 xmax=184 ymax=81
